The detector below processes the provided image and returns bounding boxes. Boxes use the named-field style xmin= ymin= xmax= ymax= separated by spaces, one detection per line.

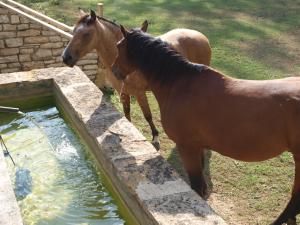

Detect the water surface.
xmin=0 ymin=106 xmax=128 ymax=225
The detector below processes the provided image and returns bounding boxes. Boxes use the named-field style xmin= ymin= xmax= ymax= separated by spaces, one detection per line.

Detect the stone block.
xmin=20 ymin=48 xmax=34 ymax=54
xmin=49 ymin=36 xmax=62 ymax=42
xmin=24 ymin=36 xmax=48 ymax=44
xmin=0 ymin=25 xmax=2 ymax=32
xmin=3 ymin=24 xmax=17 ymax=31
xmin=18 ymin=29 xmax=40 ymax=37
xmin=40 ymin=42 xmax=63 ymax=49
xmin=0 ymin=15 xmax=9 ymax=23
xmin=21 ymin=61 xmax=44 ymax=70
xmin=19 ymin=16 xmax=29 ymax=23
xmin=0 ymin=40 xmax=4 ymax=49
xmin=0 ymin=32 xmax=16 ymax=38
xmin=83 ymin=65 xmax=99 ymax=70
xmin=0 ymin=48 xmax=19 ymax=56
xmin=0 ymin=8 xmax=9 ymax=14
xmin=52 ymin=48 xmax=64 ymax=56
xmin=30 ymin=23 xmax=41 ymax=29
xmin=55 ymin=56 xmax=63 ymax=62
xmin=17 ymin=24 xmax=29 ymax=31
xmin=44 ymin=60 xmax=55 ymax=64
xmin=1 ymin=68 xmax=19 ymax=73
xmin=42 ymin=30 xmax=57 ymax=36
xmin=83 ymin=70 xmax=98 ymax=76
xmin=32 ymin=49 xmax=52 ymax=60
xmin=0 ymin=63 xmax=7 ymax=69
xmin=10 ymin=15 xmax=20 ymax=24
xmin=5 ymin=38 xmax=23 ymax=48
xmin=11 ymin=15 xmax=20 ymax=24
xmin=77 ymin=59 xmax=98 ymax=66
xmin=46 ymin=62 xmax=64 ymax=67
xmin=0 ymin=55 xmax=18 ymax=64
xmin=85 ymin=52 xmax=98 ymax=60
xmin=8 ymin=62 xmax=21 ymax=68
xmin=19 ymin=54 xmax=31 ymax=62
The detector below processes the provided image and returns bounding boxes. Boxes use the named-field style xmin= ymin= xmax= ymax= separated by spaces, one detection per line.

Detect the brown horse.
xmin=111 ymin=26 xmax=300 ymax=225
xmin=62 ymin=10 xmax=211 ymax=149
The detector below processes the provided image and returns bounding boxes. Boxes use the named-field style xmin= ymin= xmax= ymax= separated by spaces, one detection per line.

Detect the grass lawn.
xmin=18 ymin=0 xmax=300 ymax=224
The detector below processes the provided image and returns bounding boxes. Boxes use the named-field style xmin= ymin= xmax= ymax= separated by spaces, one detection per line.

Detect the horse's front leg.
xmin=136 ymin=92 xmax=160 ymax=150
xmin=177 ymin=144 xmax=208 ymax=199
xmin=120 ymin=93 xmax=131 ymax=121
xmin=271 ymin=153 xmax=300 ymax=225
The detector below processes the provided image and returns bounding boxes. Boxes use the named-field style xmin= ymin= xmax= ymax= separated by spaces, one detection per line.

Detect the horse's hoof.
xmin=152 ymin=141 xmax=160 ymax=150
xmin=192 ymin=185 xmax=209 ymax=200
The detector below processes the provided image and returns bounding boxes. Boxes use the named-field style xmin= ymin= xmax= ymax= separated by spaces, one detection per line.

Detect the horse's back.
xmin=159 ymin=28 xmax=211 ymax=66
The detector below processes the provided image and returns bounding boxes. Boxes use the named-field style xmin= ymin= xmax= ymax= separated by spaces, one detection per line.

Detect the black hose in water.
xmin=0 ymin=135 xmax=15 ymax=166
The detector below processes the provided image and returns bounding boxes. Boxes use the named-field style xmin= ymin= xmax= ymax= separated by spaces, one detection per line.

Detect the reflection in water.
xmin=0 ymin=106 xmax=125 ymax=225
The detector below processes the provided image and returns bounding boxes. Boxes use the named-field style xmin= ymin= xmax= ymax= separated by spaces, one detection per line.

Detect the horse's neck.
xmin=149 ymin=68 xmax=227 ymax=112
xmin=150 ymin=81 xmax=176 ymax=112
xmin=94 ymin=20 xmax=122 ymax=68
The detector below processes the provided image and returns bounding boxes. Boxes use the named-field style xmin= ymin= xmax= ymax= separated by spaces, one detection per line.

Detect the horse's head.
xmin=62 ymin=10 xmax=98 ymax=67
xmin=111 ymin=25 xmax=135 ymax=80
xmin=111 ymin=22 xmax=148 ymax=80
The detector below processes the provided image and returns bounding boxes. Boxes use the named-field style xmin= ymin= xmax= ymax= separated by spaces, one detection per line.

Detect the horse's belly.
xmin=168 ymin=119 xmax=288 ymax=162
xmin=205 ymin=131 xmax=287 ymax=162
xmin=213 ymin=144 xmax=285 ymax=162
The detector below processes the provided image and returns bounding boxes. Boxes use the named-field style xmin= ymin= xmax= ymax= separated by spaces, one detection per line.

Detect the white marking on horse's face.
xmin=73 ymin=24 xmax=86 ymax=34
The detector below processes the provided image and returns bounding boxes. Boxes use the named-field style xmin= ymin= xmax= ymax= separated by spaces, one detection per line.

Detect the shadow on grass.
xmin=20 ymin=0 xmax=300 ymax=77
xmin=102 ymin=0 xmax=300 ymax=78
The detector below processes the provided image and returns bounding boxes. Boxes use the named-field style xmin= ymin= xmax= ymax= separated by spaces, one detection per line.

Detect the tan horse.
xmin=62 ymin=10 xmax=211 ymax=149
xmin=111 ymin=26 xmax=300 ymax=225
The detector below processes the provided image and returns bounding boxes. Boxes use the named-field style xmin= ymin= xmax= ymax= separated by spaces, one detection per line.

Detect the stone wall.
xmin=0 ymin=2 xmax=99 ymax=81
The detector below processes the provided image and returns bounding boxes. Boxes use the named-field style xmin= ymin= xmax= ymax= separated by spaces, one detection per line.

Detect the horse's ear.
xmin=90 ymin=10 xmax=97 ymax=23
xmin=141 ymin=20 xmax=148 ymax=32
xmin=78 ymin=8 xmax=86 ymax=17
xmin=120 ymin=25 xmax=129 ymax=38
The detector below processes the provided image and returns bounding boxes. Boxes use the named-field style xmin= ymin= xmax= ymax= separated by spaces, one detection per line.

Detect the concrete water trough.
xmin=0 ymin=67 xmax=226 ymax=225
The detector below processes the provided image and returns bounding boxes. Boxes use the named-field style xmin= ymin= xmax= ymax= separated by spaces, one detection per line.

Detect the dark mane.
xmin=97 ymin=16 xmax=120 ymax=28
xmin=126 ymin=30 xmax=206 ymax=84
xmin=76 ymin=14 xmax=119 ymax=28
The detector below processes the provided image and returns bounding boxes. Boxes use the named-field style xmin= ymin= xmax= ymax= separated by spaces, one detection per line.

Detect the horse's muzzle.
xmin=62 ymin=50 xmax=77 ymax=67
xmin=112 ymin=65 xmax=125 ymax=80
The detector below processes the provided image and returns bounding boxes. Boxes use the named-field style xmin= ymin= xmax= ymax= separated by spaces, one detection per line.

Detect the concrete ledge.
xmin=0 ymin=67 xmax=227 ymax=225
xmin=0 ymin=148 xmax=23 ymax=225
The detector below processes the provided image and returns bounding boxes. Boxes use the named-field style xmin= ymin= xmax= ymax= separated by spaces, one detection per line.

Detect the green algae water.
xmin=0 ymin=102 xmax=134 ymax=225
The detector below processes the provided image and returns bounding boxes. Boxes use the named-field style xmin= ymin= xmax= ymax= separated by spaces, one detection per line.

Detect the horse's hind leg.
xmin=272 ymin=154 xmax=300 ymax=225
xmin=136 ymin=93 xmax=160 ymax=150
xmin=121 ymin=93 xmax=131 ymax=121
xmin=177 ymin=144 xmax=208 ymax=199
